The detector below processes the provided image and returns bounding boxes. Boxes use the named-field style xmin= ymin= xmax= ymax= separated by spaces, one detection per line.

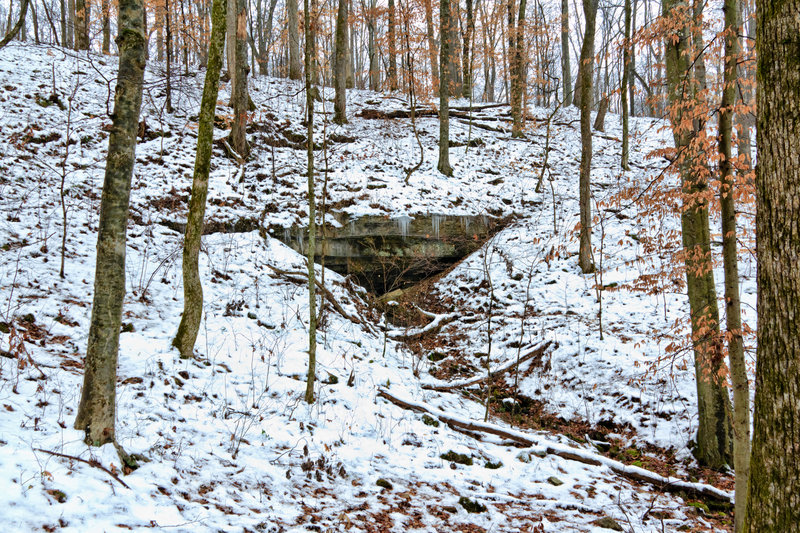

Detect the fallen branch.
xmin=421 ymin=341 xmax=553 ymax=391
xmin=265 ymin=264 xmax=363 ymax=325
xmin=34 ymin=448 xmax=131 ymax=489
xmin=376 ymin=389 xmax=733 ymax=504
xmin=387 ymin=311 xmax=459 ymax=341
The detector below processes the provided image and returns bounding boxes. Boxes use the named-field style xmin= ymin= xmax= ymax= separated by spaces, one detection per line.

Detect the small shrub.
xmin=458 ymin=496 xmax=486 ymax=513
xmin=440 ymin=451 xmax=472 ymax=465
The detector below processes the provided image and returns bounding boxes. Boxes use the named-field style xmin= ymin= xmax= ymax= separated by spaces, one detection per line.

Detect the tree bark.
xmin=662 ymin=0 xmax=732 ymax=470
xmin=387 ymin=0 xmax=397 ymax=91
xmin=461 ymin=0 xmax=475 ymax=99
xmin=74 ymin=0 xmax=89 ymax=49
xmin=620 ymin=0 xmax=631 ymax=170
xmin=101 ymin=0 xmax=110 ymax=53
xmin=577 ymin=0 xmax=596 ymax=274
xmin=508 ymin=0 xmax=526 ymax=137
xmin=423 ymin=0 xmax=438 ymax=95
xmin=303 ymin=0 xmax=317 ymax=404
xmin=745 ymin=0 xmax=800 ymax=529
xmin=333 ymin=0 xmax=347 ymax=123
xmin=229 ymin=0 xmax=249 ymax=158
xmin=437 ymin=0 xmax=452 ymax=176
xmin=719 ymin=0 xmax=749 ymax=529
xmin=74 ymin=0 xmax=146 ymax=446
xmin=172 ymin=0 xmax=227 ymax=360
xmin=560 ymin=0 xmax=571 ymax=103
xmin=287 ymin=0 xmax=301 ymax=79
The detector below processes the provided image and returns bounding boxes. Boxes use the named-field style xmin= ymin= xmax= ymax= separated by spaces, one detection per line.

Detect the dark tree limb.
xmin=0 ymin=0 xmax=30 ymax=49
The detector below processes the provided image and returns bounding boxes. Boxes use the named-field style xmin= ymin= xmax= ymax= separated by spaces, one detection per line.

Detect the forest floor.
xmin=0 ymin=43 xmax=755 ymax=532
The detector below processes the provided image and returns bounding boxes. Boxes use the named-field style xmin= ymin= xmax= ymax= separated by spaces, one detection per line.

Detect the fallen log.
xmin=376 ymin=388 xmax=733 ymax=505
xmin=421 ymin=341 xmax=553 ymax=391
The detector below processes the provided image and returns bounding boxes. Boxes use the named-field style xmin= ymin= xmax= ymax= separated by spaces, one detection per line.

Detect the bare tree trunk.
xmin=621 ymin=0 xmax=631 ymax=170
xmin=303 ymin=0 xmax=317 ymax=404
xmin=229 ymin=0 xmax=249 ymax=158
xmin=173 ymin=0 xmax=227 ymax=360
xmin=745 ymin=0 xmax=800 ymax=529
xmin=387 ymin=0 xmax=397 ymax=90
xmin=423 ymin=0 xmax=438 ymax=94
xmin=287 ymin=0 xmax=301 ymax=79
xmin=461 ymin=0 xmax=474 ymax=99
xmin=367 ymin=0 xmax=379 ymax=90
xmin=74 ymin=0 xmax=89 ymax=49
xmin=577 ymin=0 xmax=596 ymax=273
xmin=60 ymin=0 xmax=66 ymax=45
xmin=437 ymin=0 xmax=452 ymax=176
xmin=74 ymin=0 xmax=146 ymax=449
xmin=101 ymin=0 xmax=110 ymax=53
xmin=165 ymin=0 xmax=174 ymax=113
xmin=333 ymin=0 xmax=347 ymax=123
xmin=509 ymin=0 xmax=526 ymax=137
xmin=629 ymin=0 xmax=636 ymax=116
xmin=663 ymin=0 xmax=733 ymax=470
xmin=560 ymin=0 xmax=571 ymax=103
xmin=719 ymin=0 xmax=749 ymax=528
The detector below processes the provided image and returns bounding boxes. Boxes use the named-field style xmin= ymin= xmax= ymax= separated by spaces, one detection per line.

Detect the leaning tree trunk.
xmin=229 ymin=0 xmax=249 ymax=159
xmin=745 ymin=0 xmax=800 ymax=529
xmin=287 ymin=0 xmax=301 ymax=79
xmin=577 ymin=0 xmax=597 ymax=274
xmin=0 ymin=0 xmax=29 ymax=49
xmin=719 ymin=0 xmax=749 ymax=528
xmin=74 ymin=0 xmax=146 ymax=448
xmin=663 ymin=0 xmax=732 ymax=470
xmin=172 ymin=0 xmax=227 ymax=360
xmin=437 ymin=0 xmax=452 ymax=176
xmin=303 ymin=0 xmax=317 ymax=404
xmin=333 ymin=0 xmax=347 ymax=123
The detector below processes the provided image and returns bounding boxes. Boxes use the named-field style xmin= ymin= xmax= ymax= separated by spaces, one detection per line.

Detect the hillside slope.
xmin=0 ymin=43 xmax=752 ymax=532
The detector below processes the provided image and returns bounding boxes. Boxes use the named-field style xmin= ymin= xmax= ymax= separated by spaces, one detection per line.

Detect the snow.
xmin=0 ymin=43 xmax=752 ymax=531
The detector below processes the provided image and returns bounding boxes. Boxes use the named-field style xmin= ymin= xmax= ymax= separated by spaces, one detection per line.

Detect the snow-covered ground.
xmin=0 ymin=43 xmax=753 ymax=531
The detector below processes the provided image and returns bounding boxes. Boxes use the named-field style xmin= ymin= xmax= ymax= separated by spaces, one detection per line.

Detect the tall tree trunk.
xmin=60 ymin=0 xmax=66 ymax=46
xmin=577 ymin=0 xmax=596 ymax=273
xmin=509 ymin=0 xmax=526 ymax=137
xmin=629 ymin=0 xmax=636 ymax=116
xmin=74 ymin=0 xmax=146 ymax=448
xmin=437 ymin=0 xmax=452 ymax=176
xmin=333 ymin=0 xmax=347 ymax=123
xmin=74 ymin=0 xmax=89 ymax=49
xmin=719 ymin=0 xmax=749 ymax=528
xmin=303 ymin=0 xmax=317 ymax=404
xmin=423 ymin=0 xmax=438 ymax=94
xmin=387 ymin=0 xmax=397 ymax=90
xmin=461 ymin=0 xmax=474 ymax=99
xmin=229 ymin=0 xmax=249 ymax=158
xmin=287 ymin=0 xmax=301 ymax=79
xmin=172 ymin=0 xmax=227 ymax=360
xmin=745 ymin=0 xmax=800 ymax=529
xmin=166 ymin=0 xmax=174 ymax=113
xmin=560 ymin=0 xmax=571 ymax=103
xmin=367 ymin=0 xmax=379 ymax=90
xmin=620 ymin=0 xmax=631 ymax=170
xmin=101 ymin=0 xmax=110 ymax=53
xmin=663 ymin=0 xmax=733 ymax=470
